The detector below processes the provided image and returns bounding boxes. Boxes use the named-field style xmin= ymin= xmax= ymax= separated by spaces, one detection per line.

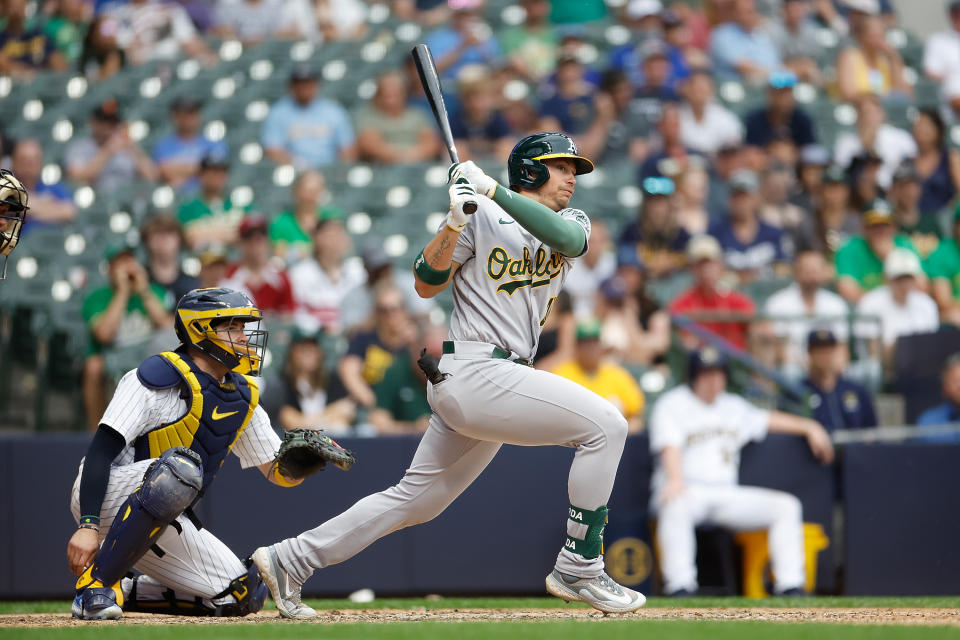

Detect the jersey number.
xmin=540 ymin=296 xmax=557 ymax=327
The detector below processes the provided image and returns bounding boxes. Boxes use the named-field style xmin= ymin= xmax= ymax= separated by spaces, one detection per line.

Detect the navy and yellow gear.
xmin=174 ymin=288 xmax=268 ymax=376
xmin=125 ymin=561 xmax=267 ymax=617
xmin=134 ymin=349 xmax=260 ymax=493
xmin=507 ymin=132 xmax=594 ymax=191
xmin=0 ymin=169 xmax=29 ymax=280
xmin=76 ymin=447 xmax=203 ymax=598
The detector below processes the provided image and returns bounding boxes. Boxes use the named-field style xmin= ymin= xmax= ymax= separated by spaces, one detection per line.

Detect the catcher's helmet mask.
xmin=0 ymin=169 xmax=29 ymax=280
xmin=175 ymin=288 xmax=268 ymax=376
xmin=507 ymin=132 xmax=594 ymax=191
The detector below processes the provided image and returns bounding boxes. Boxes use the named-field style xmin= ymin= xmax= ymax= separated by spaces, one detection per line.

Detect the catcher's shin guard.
xmin=124 ymin=561 xmax=267 ymax=617
xmin=79 ymin=447 xmax=203 ymax=593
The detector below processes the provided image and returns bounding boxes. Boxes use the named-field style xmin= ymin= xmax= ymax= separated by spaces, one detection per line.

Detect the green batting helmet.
xmin=507 ymin=132 xmax=594 ymax=190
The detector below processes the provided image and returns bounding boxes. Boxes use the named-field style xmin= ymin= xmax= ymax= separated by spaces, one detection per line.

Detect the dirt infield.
xmin=2 ymin=608 xmax=959 ymax=628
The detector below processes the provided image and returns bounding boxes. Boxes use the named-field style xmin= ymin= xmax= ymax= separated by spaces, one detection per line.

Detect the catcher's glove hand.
xmin=275 ymin=429 xmax=356 ymax=480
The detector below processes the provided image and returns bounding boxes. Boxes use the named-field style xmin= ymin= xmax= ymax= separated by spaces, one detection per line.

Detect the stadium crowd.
xmin=3 ymin=0 xmax=960 ymax=439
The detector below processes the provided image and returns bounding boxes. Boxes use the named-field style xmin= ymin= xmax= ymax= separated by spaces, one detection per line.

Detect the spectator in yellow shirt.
xmin=552 ymin=320 xmax=646 ymax=433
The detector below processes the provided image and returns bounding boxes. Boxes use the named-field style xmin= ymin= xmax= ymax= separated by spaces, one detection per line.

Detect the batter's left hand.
xmin=448 ymin=161 xmax=497 ymax=198
xmin=805 ymin=421 xmax=834 ymax=464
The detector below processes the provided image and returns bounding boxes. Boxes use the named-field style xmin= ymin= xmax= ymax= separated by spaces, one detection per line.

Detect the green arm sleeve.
xmin=491 ymin=185 xmax=586 ymax=257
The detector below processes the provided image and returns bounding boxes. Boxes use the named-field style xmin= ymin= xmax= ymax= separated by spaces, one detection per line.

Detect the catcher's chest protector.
xmin=134 ymin=350 xmax=260 ymax=492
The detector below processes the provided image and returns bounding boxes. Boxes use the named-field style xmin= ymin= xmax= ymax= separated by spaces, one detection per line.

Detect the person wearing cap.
xmin=922 ymin=1 xmax=960 ymax=84
xmin=678 ymin=69 xmax=743 ymax=156
xmin=210 ymin=0 xmax=315 ymax=44
xmin=649 ymin=346 xmax=833 ymax=597
xmin=618 ymin=176 xmax=690 ymax=280
xmin=450 ymin=70 xmax=514 ymax=162
xmin=65 ymin=100 xmax=158 ymax=193
xmin=766 ymin=0 xmax=821 ymax=85
xmin=261 ymin=65 xmax=356 ymax=169
xmin=669 ymin=234 xmax=756 ymax=349
xmin=539 ymin=54 xmax=599 ymax=137
xmin=889 ymin=161 xmax=941 ymax=259
xmin=743 ymin=70 xmax=817 ymax=156
xmin=630 ymin=39 xmax=683 ymax=126
xmin=926 ymin=206 xmax=960 ymax=324
xmin=0 ymin=0 xmax=66 ymax=75
xmin=708 ymin=0 xmax=781 ymax=83
xmin=854 ymin=247 xmax=939 ymax=365
xmin=354 ymin=71 xmax=441 ymax=165
xmin=272 ymin=327 xmax=355 ymax=435
xmin=708 ymin=168 xmax=792 ymax=282
xmin=10 ymin=138 xmax=75 ymax=234
xmin=802 ymin=329 xmax=877 ymax=432
xmin=177 ymin=151 xmax=250 ymax=251
xmin=221 ymin=215 xmax=296 ymax=314
xmin=835 ymin=14 xmax=910 ymax=103
xmin=552 ymin=320 xmax=646 ymax=433
xmin=269 ymin=170 xmax=346 ymax=265
xmin=421 ymin=6 xmax=502 ymax=81
xmin=765 ymin=250 xmax=850 ymax=379
xmin=289 ymin=210 xmax=365 ymax=333
xmin=833 ymin=94 xmax=915 ymax=190
xmin=81 ymin=243 xmax=173 ymax=430
xmin=835 ymin=198 xmax=920 ymax=303
xmin=153 ymin=97 xmax=228 ymax=191
xmin=498 ymin=0 xmax=558 ymax=82
xmin=141 ymin=213 xmax=199 ymax=304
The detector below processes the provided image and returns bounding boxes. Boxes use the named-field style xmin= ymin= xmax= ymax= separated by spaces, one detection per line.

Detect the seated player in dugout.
xmin=249 ymin=132 xmax=647 ymax=619
xmin=649 ymin=347 xmax=834 ymax=597
xmin=65 ymin=288 xmax=352 ymax=620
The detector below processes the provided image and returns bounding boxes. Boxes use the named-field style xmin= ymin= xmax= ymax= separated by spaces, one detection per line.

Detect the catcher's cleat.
xmin=72 ymin=587 xmax=123 ymax=620
xmin=545 ymin=569 xmax=646 ymax=614
xmin=252 ymin=546 xmax=317 ymax=620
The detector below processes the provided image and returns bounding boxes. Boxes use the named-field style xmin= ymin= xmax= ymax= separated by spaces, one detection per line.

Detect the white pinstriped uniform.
xmin=70 ymin=369 xmax=280 ymax=605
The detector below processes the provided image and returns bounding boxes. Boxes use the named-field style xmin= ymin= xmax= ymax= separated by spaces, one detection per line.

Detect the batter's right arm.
xmin=413 ymin=182 xmax=474 ymax=298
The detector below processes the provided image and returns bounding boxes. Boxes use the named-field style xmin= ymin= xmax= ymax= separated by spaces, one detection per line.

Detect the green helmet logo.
xmin=507 ymin=132 xmax=594 ymax=190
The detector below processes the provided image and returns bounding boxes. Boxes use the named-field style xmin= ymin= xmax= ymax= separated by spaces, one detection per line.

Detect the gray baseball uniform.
xmin=274 ymin=194 xmax=629 ymax=583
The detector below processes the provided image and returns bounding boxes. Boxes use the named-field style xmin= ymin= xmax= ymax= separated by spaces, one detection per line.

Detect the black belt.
xmin=442 ymin=341 xmax=533 ymax=367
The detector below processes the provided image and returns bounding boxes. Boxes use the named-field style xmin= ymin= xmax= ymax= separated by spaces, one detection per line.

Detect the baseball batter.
xmin=252 ymin=132 xmax=646 ymax=617
xmin=65 ymin=288 xmax=350 ymax=620
xmin=649 ymin=347 xmax=835 ymax=596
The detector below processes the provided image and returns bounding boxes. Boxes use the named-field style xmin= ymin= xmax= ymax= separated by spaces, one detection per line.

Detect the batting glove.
xmin=447 ymin=181 xmax=477 ymax=232
xmin=448 ymin=161 xmax=497 ymax=198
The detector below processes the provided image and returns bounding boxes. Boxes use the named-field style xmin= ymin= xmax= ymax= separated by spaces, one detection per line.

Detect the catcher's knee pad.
xmin=82 ymin=448 xmax=203 ymax=590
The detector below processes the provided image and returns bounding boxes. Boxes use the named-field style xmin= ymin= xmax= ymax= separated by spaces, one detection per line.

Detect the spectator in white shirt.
xmin=922 ymin=1 xmax=960 ymax=83
xmin=855 ymin=248 xmax=939 ymax=368
xmin=765 ymin=250 xmax=850 ymax=379
xmin=834 ymin=94 xmax=916 ymax=189
xmin=103 ymin=0 xmax=215 ymax=66
xmin=212 ymin=0 xmax=316 ymax=44
xmin=563 ymin=219 xmax=616 ymax=320
xmin=678 ymin=69 xmax=744 ymax=156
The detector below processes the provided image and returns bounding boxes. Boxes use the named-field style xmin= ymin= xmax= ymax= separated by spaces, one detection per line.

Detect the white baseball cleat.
xmin=252 ymin=546 xmax=317 ymax=619
xmin=545 ymin=569 xmax=646 ymax=614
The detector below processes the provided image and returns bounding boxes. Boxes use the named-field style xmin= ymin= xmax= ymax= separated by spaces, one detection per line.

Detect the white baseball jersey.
xmin=449 ymin=195 xmax=591 ymax=361
xmin=86 ymin=368 xmax=280 ymax=471
xmin=649 ymin=385 xmax=770 ymax=494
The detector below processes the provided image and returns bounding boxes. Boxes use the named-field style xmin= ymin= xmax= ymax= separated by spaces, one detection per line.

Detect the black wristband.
xmin=79 ymin=515 xmax=100 ymax=526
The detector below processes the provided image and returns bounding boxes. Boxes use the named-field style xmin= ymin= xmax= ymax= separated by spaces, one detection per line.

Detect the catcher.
xmin=65 ymin=287 xmax=354 ymax=620
xmin=0 ymin=168 xmax=29 ymax=279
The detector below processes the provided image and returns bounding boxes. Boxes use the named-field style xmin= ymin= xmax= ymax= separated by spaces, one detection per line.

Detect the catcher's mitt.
xmin=275 ymin=429 xmax=356 ymax=480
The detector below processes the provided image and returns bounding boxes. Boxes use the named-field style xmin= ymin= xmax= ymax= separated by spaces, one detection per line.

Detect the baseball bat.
xmin=411 ymin=43 xmax=477 ymax=214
